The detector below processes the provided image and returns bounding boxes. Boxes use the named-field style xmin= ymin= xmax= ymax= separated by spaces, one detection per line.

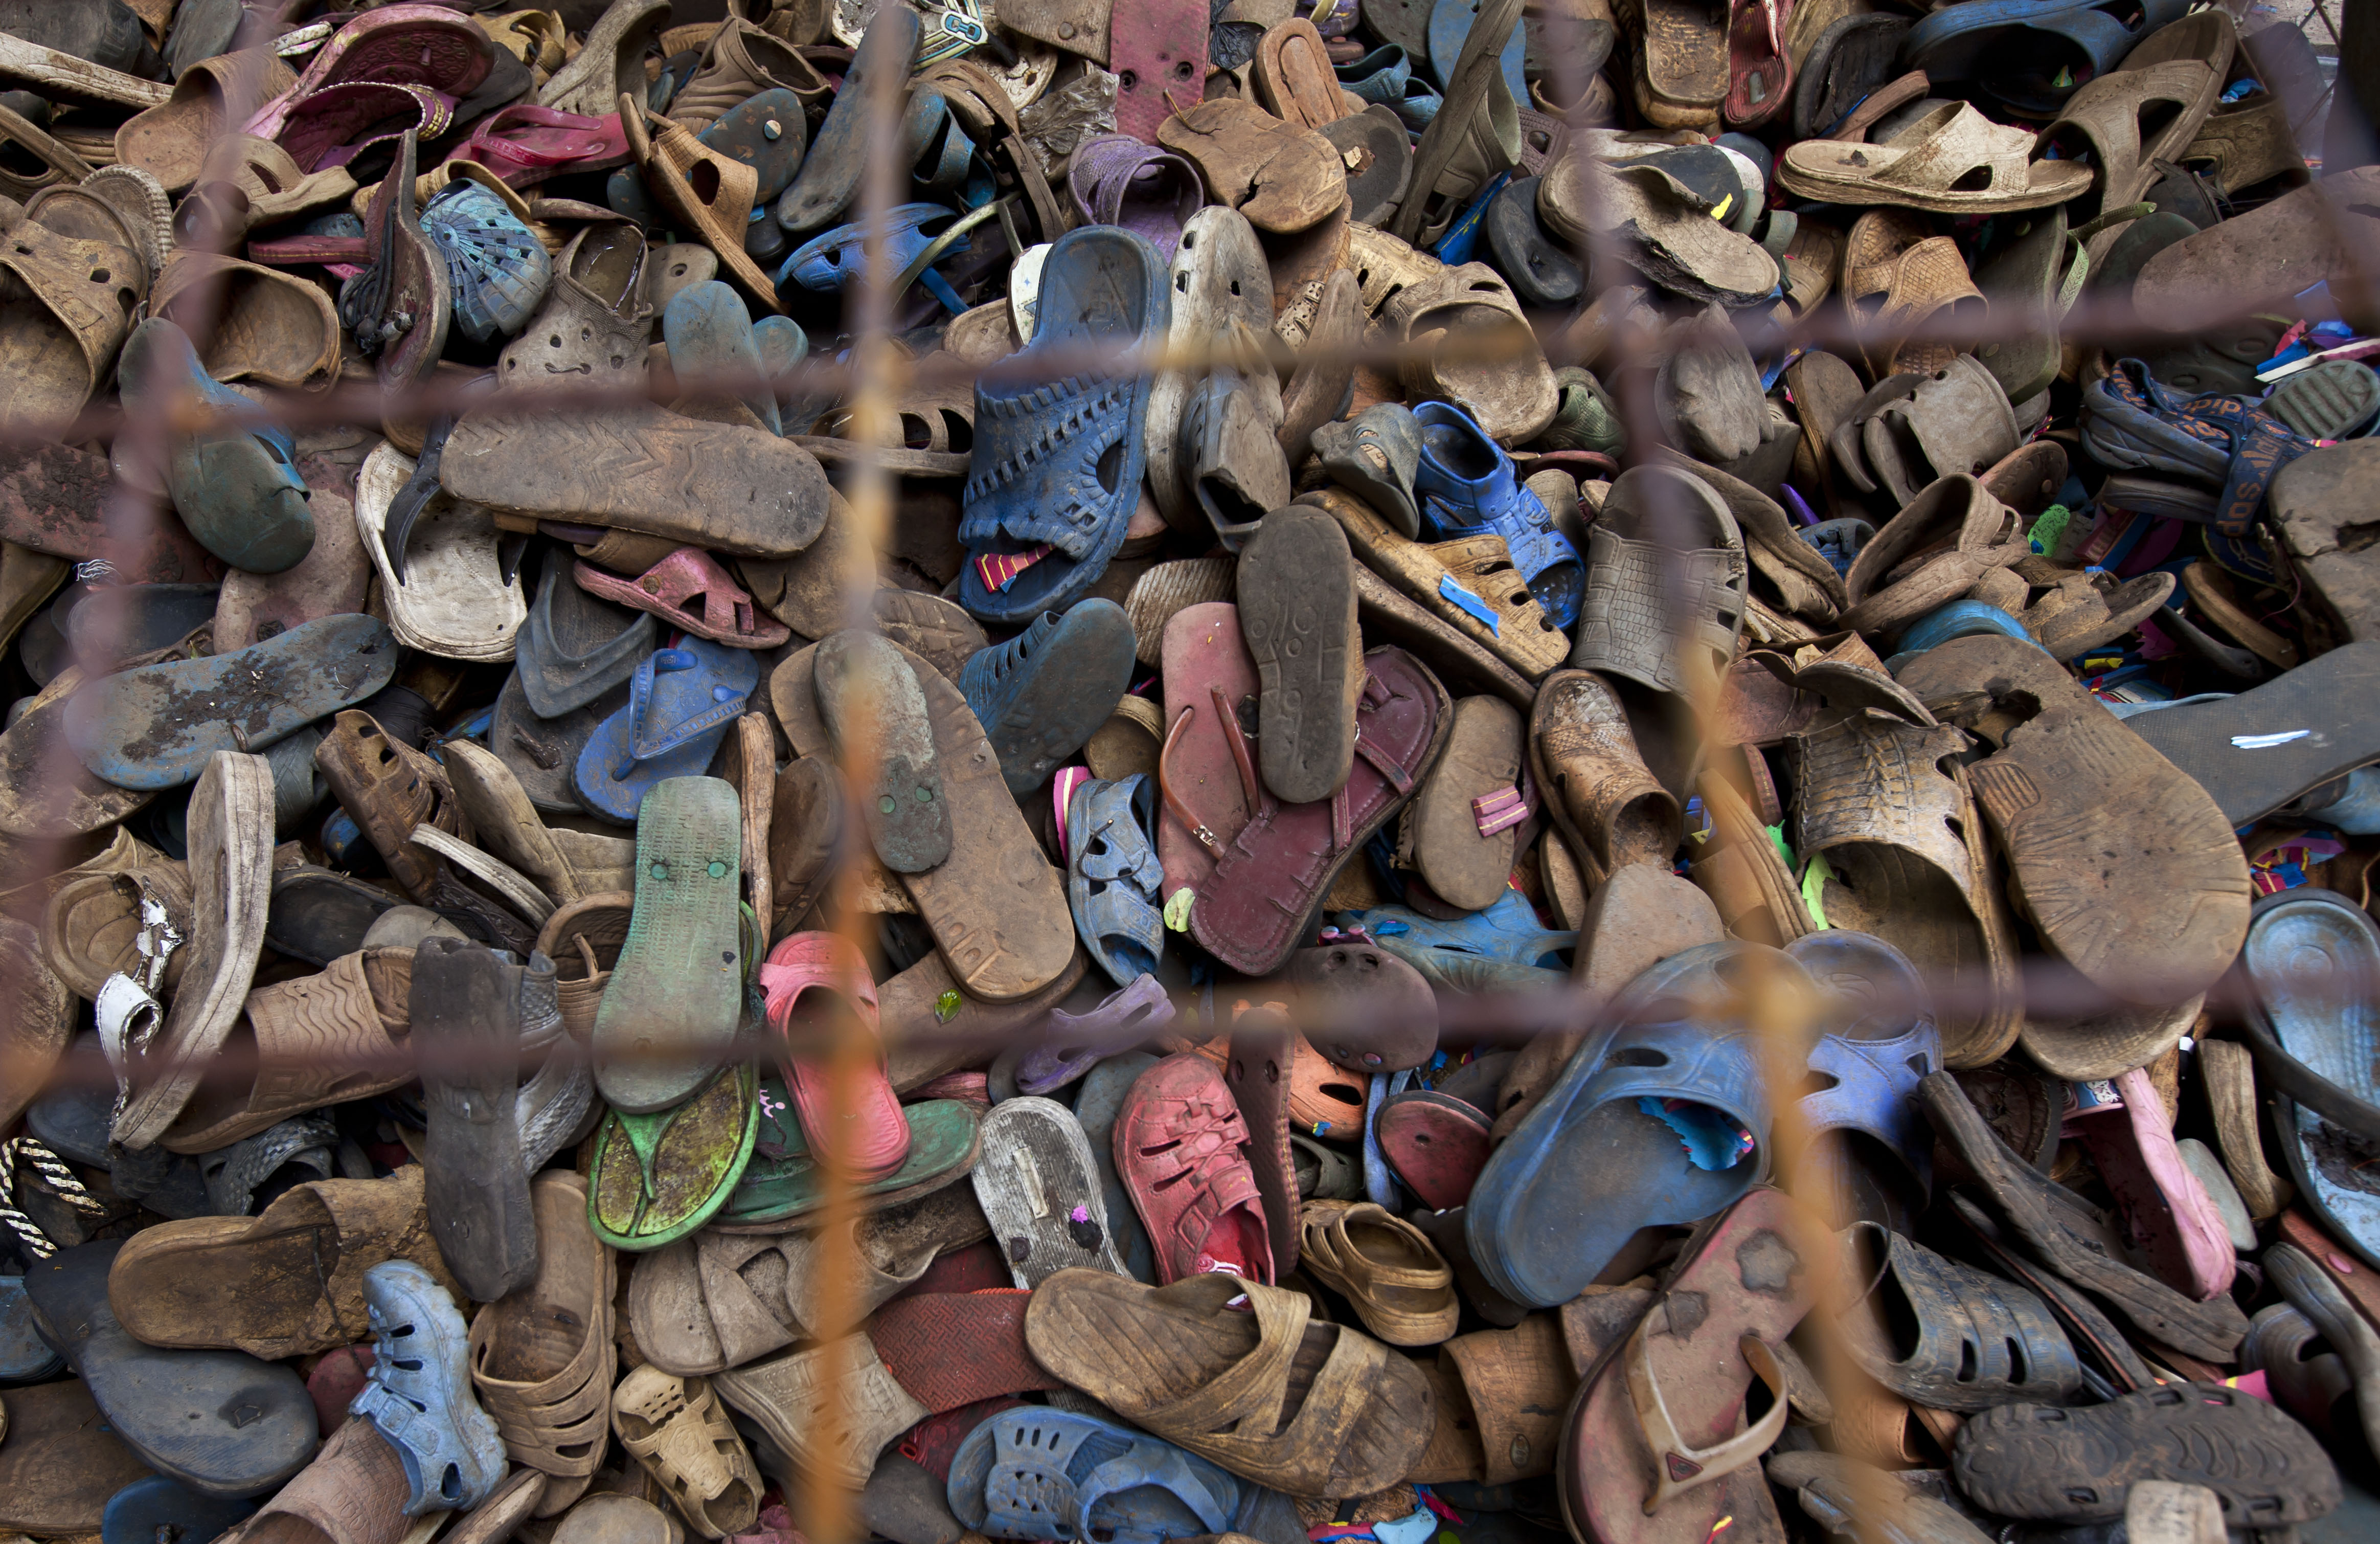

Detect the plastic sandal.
xmin=1297 ymin=1199 xmax=1458 ymax=1346
xmin=971 ymin=1095 xmax=1131 ymax=1287
xmin=960 ymin=599 xmax=1138 ymax=794
xmin=761 ymin=931 xmax=911 ymax=1181
xmin=717 ymin=1083 xmax=980 ymax=1230
xmin=1410 ymin=401 xmax=1581 ymax=626
xmin=1067 ymin=135 xmax=1205 ymax=259
xmin=1067 ymin=774 xmax=1166 ymax=986
xmin=1349 ymin=889 xmax=1575 ymax=970
xmin=1373 ymin=1089 xmax=1491 ymax=1211
xmin=960 ymin=225 xmax=1168 ymax=625
xmin=611 ymin=1365 xmax=764 ymax=1537
xmin=1118 ymin=1051 xmax=1274 ymax=1284
xmin=573 ymin=640 xmax=759 ymax=823
xmin=1835 ymin=1222 xmax=2079 ymax=1410
xmin=948 ymin=1404 xmax=1297 ymax=1544
xmin=1902 ymin=0 xmax=2190 ymax=112
xmin=1019 ymin=973 xmax=1176 ymax=1095
xmin=350 ymin=1259 xmax=509 ymax=1515
xmin=1466 ymin=942 xmax=1789 ymax=1308
xmin=575 ymin=548 xmax=789 ymax=650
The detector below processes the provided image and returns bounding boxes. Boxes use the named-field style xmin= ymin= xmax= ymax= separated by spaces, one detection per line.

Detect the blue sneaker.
xmin=1412 ymin=401 xmax=1584 ymax=627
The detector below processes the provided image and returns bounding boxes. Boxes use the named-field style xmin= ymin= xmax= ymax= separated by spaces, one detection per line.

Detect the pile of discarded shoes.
xmin=4 ymin=0 xmax=2380 ymax=1541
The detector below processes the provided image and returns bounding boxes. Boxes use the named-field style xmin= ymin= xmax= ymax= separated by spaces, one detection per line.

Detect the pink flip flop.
xmin=2064 ymin=1065 xmax=2237 ymax=1302
xmin=760 ymin=932 xmax=912 ymax=1181
xmin=453 ymin=104 xmax=633 ymax=187
xmin=574 ymin=548 xmax=791 ymax=648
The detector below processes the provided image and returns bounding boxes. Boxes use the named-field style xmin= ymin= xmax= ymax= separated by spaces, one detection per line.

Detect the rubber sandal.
xmin=963 ymin=230 xmax=1165 ymax=622
xmin=573 ymin=547 xmax=787 ymax=652
xmin=2266 ymin=1240 xmax=2380 ymax=1458
xmin=1903 ymin=0 xmax=2190 ymax=111
xmin=24 ymin=1240 xmax=313 ymax=1498
xmin=1790 ymin=12 xmax=1909 ymax=139
xmin=758 ymin=931 xmax=910 ymax=1181
xmin=1306 ymin=487 xmax=1567 ymax=683
xmin=95 ymin=751 xmax=273 ymax=1150
xmin=1569 ymin=464 xmax=1746 ymax=710
xmin=412 ymin=936 xmax=539 ymax=1301
xmin=588 ymin=1051 xmax=760 ymax=1253
xmin=1954 ymin=1381 xmax=2336 ymax=1528
xmin=1125 ymin=564 xmax=1230 ymax=672
xmin=2197 ymin=1039 xmax=2293 ymax=1223
xmin=666 ymin=19 xmax=827 ymax=133
xmin=1370 ymin=1089 xmax=1488 ymax=1211
xmin=1153 ymin=600 xmax=1260 ymax=904
xmin=1464 ymin=941 xmax=1783 ymax=1307
xmin=772 ymin=637 xmax=1076 ymax=1002
xmin=2122 ymin=639 xmax=2380 ymax=828
xmin=572 ymin=641 xmax=756 ymax=823
xmin=1154 ymin=98 xmax=1345 ymax=236
xmin=947 ymin=1403 xmax=1300 ymax=1544
xmin=1114 ymin=1050 xmax=1274 ymax=1284
xmin=1777 ymin=929 xmax=1943 ymax=1230
xmin=1395 ymin=693 xmax=1524 ymax=913
xmin=2067 ymin=1066 xmax=2237 ymax=1302
xmin=772 ymin=2 xmax=915 ymax=235
xmin=495 ymin=219 xmax=653 ymax=399
xmin=1254 ymin=16 xmax=1349 ymax=130
xmin=869 ymin=1289 xmax=1068 ymax=1423
xmin=538 ymin=0 xmax=669 ymax=118
xmin=1554 ymin=1187 xmax=1819 ymax=1542
xmin=611 ymin=1364 xmax=764 ymax=1537
xmin=717 ymin=1085 xmax=978 ymax=1232
xmin=352 ymin=440 xmax=525 ymax=661
xmin=970 ymin=1094 xmax=1129 ymax=1286
xmin=960 ymin=599 xmax=1138 ymax=795
xmin=1066 ymin=133 xmax=1203 ymax=259
xmin=1296 ymin=1198 xmax=1457 ymax=1346
xmin=444 ymin=399 xmax=829 ymax=558
xmin=1919 ymin=1071 xmax=2249 ymax=1361
xmin=2039 ymin=64 xmax=2225 ymax=256
xmin=1025 ymin=1268 xmax=1431 ymax=1497
xmin=1387 ymin=268 xmax=1559 ymax=451
xmin=103 ymin=1162 xmax=450 ymax=1361
xmin=1022 ymin=974 xmax=1174 ymax=1096
xmin=113 ymin=317 xmax=313 ymax=575
xmin=1058 ymin=774 xmax=1162 ymax=986
xmin=1772 ymin=657 xmax=2023 ymax=1068
xmin=111 ymin=48 xmax=294 ymax=192
xmin=1229 ymin=508 xmax=1364 ymax=805
xmin=1073 ymin=1049 xmax=1164 ymax=1282
xmin=1174 ymin=324 xmax=1293 ymax=552
xmin=1188 ymin=647 xmax=1450 ymax=977
xmin=150 ymin=249 xmax=342 ymax=393
xmin=311 ymin=706 xmax=464 ymax=904
xmin=1537 ymin=149 xmax=1778 ymax=308
xmin=1896 ymin=634 xmax=2252 ymax=1004
xmin=1339 ymin=43 xmax=1444 ymax=129
xmin=1410 ymin=400 xmax=1578 ymax=622
xmin=1834 ymin=1218 xmax=2080 ymax=1413
xmin=1834 ymin=211 xmax=1989 ymax=381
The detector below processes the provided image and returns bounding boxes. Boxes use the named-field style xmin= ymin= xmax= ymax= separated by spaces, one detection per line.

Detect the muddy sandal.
xmin=575 ymin=546 xmax=789 ymax=650
xmin=970 ymin=1094 xmax=1129 ymax=1286
xmin=1835 ymin=1221 xmax=2080 ymax=1409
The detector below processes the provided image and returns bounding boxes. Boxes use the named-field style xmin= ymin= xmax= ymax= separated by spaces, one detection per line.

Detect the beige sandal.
xmin=1777 ymin=100 xmax=2093 ymax=213
xmin=1386 ymin=262 xmax=1558 ymax=444
xmin=0 ymin=188 xmax=144 ymax=430
xmin=611 ymin=1366 xmax=764 ymax=1539
xmin=161 ymin=947 xmax=416 ymax=1154
xmin=151 ymin=250 xmax=342 ymax=392
xmin=1297 ymin=1199 xmax=1460 ymax=1347
xmin=1305 ymin=487 xmax=1567 ymax=680
xmin=470 ymin=1171 xmax=616 ymax=1518
xmin=1023 ymin=1268 xmax=1434 ymax=1498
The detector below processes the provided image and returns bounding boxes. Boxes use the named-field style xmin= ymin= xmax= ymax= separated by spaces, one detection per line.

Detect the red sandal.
xmin=1115 ymin=1052 xmax=1275 ymax=1284
xmin=574 ymin=547 xmax=791 ymax=649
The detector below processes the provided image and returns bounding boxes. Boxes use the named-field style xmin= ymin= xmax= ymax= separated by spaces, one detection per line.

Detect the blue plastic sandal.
xmin=350 ymin=1259 xmax=509 ymax=1516
xmin=960 ymin=599 xmax=1138 ymax=793
xmin=959 ymin=226 xmax=1168 ymax=625
xmin=574 ymin=639 xmax=759 ymax=822
xmin=1340 ymin=889 xmax=1575 ymax=971
xmin=1783 ymin=929 xmax=1941 ymax=1230
xmin=1067 ymin=774 xmax=1165 ymax=987
xmin=665 ymin=279 xmax=782 ymax=435
xmin=1904 ymin=0 xmax=2190 ymax=114
xmin=1337 ymin=46 xmax=1442 ymax=130
xmin=1464 ymin=941 xmax=1793 ymax=1307
xmin=778 ymin=202 xmax=966 ymax=316
xmin=1411 ymin=401 xmax=1584 ymax=628
xmin=116 ymin=318 xmax=314 ymax=575
xmin=947 ymin=1405 xmax=1300 ymax=1544
xmin=422 ymin=177 xmax=552 ymax=344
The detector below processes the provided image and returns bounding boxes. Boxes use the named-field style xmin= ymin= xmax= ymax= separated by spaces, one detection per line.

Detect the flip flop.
xmin=971 ymin=1094 xmax=1130 ymax=1286
xmin=589 ymin=1059 xmax=760 ymax=1252
xmin=2063 ymin=1067 xmax=2237 ymax=1302
xmin=576 ymin=547 xmax=789 ymax=651
xmin=592 ymin=774 xmax=745 ymax=1118
xmin=1238 ymin=507 xmax=1363 ymax=805
xmin=516 ymin=555 xmax=657 ymax=719
xmin=1374 ymin=1089 xmax=1491 ymax=1210
xmin=772 ymin=638 xmax=1075 ymax=1002
xmin=1464 ymin=941 xmax=1785 ymax=1308
xmin=2124 ymin=638 xmax=2380 ymax=828
xmin=354 ymin=440 xmax=525 ymax=662
xmin=716 ymin=1085 xmax=980 ymax=1231
xmin=1306 ymin=488 xmax=1568 ymax=686
xmin=24 ymin=1240 xmax=315 ymax=1499
xmin=1190 ymin=648 xmax=1452 ymax=977
xmin=574 ymin=640 xmax=759 ymax=824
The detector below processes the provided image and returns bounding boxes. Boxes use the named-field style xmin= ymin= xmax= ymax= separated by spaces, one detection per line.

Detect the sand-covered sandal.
xmin=1024 ymin=1268 xmax=1434 ymax=1497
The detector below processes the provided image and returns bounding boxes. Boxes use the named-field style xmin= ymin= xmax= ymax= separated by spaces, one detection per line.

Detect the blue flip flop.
xmin=574 ymin=639 xmax=759 ymax=822
xmin=1784 ymin=929 xmax=1942 ymax=1230
xmin=948 ymin=1405 xmax=1301 ymax=1544
xmin=959 ymin=225 xmax=1168 ymax=625
xmin=1464 ymin=941 xmax=1793 ymax=1308
xmin=101 ymin=1478 xmax=256 ymax=1544
xmin=1066 ymin=773 xmax=1165 ymax=987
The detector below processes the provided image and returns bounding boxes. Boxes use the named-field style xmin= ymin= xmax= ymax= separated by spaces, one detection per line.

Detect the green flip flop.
xmin=589 ymin=1061 xmax=760 ymax=1250
xmin=594 ymin=775 xmax=747 ymax=1113
xmin=713 ymin=1083 xmax=982 ymax=1230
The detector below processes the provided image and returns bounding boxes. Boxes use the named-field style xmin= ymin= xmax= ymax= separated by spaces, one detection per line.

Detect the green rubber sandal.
xmin=713 ymin=1083 xmax=982 ymax=1230
xmin=594 ymin=775 xmax=747 ymax=1114
xmin=588 ymin=1061 xmax=760 ymax=1251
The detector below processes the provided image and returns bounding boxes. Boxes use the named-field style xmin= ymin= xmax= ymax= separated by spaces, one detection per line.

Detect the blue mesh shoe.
xmin=422 ymin=178 xmax=552 ymax=344
xmin=350 ymin=1260 xmax=508 ymax=1515
xmin=1412 ymin=401 xmax=1584 ymax=628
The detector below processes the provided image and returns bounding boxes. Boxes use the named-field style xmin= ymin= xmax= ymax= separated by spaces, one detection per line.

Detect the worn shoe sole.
xmin=1238 ymin=508 xmax=1362 ymax=805
xmin=1953 ymin=1382 xmax=2341 ymax=1528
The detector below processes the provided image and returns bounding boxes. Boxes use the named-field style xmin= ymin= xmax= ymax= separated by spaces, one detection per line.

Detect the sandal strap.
xmin=1624 ymin=1307 xmax=1791 ymax=1515
xmin=1133 ymin=1274 xmax=1307 ymax=1437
